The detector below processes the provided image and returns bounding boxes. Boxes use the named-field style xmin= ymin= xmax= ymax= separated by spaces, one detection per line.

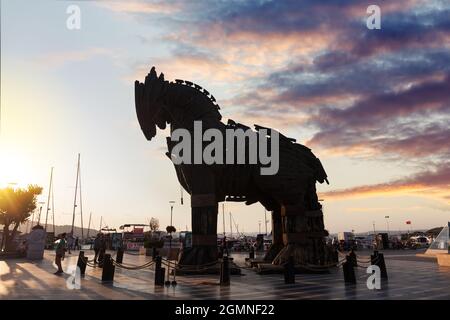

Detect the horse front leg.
xmin=176 ymin=164 xmax=219 ymax=268
xmin=178 ymin=193 xmax=219 ymax=267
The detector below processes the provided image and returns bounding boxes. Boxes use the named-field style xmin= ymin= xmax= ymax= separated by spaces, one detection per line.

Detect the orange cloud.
xmin=96 ymin=1 xmax=182 ymax=15
xmin=320 ymin=164 xmax=450 ymax=201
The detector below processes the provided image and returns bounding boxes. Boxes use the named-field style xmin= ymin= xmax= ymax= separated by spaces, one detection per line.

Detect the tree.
xmin=149 ymin=217 xmax=160 ymax=232
xmin=0 ymin=185 xmax=42 ymax=251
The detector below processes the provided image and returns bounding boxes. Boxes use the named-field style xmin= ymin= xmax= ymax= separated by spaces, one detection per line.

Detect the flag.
xmin=406 ymin=220 xmax=411 ymax=225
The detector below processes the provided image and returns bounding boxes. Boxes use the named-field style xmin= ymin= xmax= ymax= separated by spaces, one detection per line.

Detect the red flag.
xmin=406 ymin=220 xmax=411 ymax=225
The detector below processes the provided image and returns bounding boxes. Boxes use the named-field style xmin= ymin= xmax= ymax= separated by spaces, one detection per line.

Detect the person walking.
xmin=74 ymin=237 xmax=79 ymax=250
xmin=54 ymin=233 xmax=67 ymax=275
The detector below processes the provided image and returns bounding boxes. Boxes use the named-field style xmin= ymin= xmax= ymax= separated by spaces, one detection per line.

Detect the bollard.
xmin=283 ymin=256 xmax=295 ymax=284
xmin=98 ymin=249 xmax=105 ymax=268
xmin=154 ymin=256 xmax=165 ymax=286
xmin=101 ymin=254 xmax=115 ymax=282
xmin=348 ymin=249 xmax=357 ymax=267
xmin=165 ymin=260 xmax=171 ymax=286
xmin=371 ymin=252 xmax=388 ymax=280
xmin=343 ymin=255 xmax=356 ymax=284
xmin=249 ymin=246 xmax=255 ymax=260
xmin=152 ymin=247 xmax=157 ymax=261
xmin=77 ymin=251 xmax=87 ymax=276
xmin=220 ymin=256 xmax=230 ymax=286
xmin=172 ymin=261 xmax=177 ymax=286
xmin=116 ymin=247 xmax=124 ymax=264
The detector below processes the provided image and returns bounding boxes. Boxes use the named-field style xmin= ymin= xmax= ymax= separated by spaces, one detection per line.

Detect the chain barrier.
xmin=111 ymin=259 xmax=155 ymax=270
xmin=161 ymin=260 xmax=219 ymax=272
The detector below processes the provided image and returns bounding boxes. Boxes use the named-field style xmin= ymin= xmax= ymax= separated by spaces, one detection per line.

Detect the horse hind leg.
xmin=272 ymin=204 xmax=328 ymax=267
xmin=263 ymin=206 xmax=284 ymax=262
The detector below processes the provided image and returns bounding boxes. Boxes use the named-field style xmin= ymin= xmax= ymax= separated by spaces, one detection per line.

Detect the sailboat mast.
xmin=79 ymin=161 xmax=84 ymax=239
xmin=71 ymin=153 xmax=80 ymax=236
xmin=44 ymin=167 xmax=53 ymax=232
xmin=52 ymin=178 xmax=55 ymax=234
xmin=229 ymin=212 xmax=233 ymax=238
xmin=222 ymin=203 xmax=225 ymax=237
xmin=86 ymin=212 xmax=92 ymax=239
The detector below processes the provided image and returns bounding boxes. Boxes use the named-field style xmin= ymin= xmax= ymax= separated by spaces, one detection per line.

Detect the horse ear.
xmin=149 ymin=67 xmax=157 ymax=80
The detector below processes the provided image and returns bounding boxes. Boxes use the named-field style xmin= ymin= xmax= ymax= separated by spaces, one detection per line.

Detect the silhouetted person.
xmin=74 ymin=237 xmax=79 ymax=250
xmin=54 ymin=233 xmax=67 ymax=275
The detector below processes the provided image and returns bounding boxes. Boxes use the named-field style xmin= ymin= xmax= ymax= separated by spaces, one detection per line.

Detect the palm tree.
xmin=0 ymin=185 xmax=42 ymax=251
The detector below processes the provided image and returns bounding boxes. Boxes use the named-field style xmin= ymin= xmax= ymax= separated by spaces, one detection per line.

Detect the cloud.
xmin=321 ymin=163 xmax=450 ymax=200
xmin=107 ymin=0 xmax=450 ymax=203
xmin=96 ymin=0 xmax=182 ymax=15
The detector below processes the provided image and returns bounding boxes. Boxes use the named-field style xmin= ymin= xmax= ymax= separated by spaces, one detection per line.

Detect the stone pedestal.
xmin=26 ymin=228 xmax=46 ymax=260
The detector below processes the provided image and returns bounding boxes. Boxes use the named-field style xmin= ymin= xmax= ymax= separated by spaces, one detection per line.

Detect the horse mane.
xmin=172 ymin=79 xmax=221 ymax=111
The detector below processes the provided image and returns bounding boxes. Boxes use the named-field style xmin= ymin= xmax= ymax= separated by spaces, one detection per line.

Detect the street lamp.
xmin=165 ymin=200 xmax=176 ymax=286
xmin=169 ymin=201 xmax=175 ymax=227
xmin=385 ymin=216 xmax=390 ymax=235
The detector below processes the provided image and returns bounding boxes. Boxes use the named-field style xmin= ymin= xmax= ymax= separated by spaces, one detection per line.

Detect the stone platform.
xmin=0 ymin=249 xmax=449 ymax=300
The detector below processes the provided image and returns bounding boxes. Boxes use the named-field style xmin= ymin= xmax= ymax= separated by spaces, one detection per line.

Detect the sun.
xmin=0 ymin=150 xmax=36 ymax=189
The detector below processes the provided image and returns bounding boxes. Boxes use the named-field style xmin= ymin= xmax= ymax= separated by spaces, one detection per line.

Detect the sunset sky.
xmin=0 ymin=0 xmax=449 ymax=234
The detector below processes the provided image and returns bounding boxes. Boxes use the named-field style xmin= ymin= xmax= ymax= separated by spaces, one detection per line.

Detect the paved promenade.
xmin=0 ymin=250 xmax=449 ymax=299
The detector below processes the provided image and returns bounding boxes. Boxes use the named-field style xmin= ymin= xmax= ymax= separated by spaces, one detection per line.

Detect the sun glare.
xmin=0 ymin=151 xmax=35 ymax=189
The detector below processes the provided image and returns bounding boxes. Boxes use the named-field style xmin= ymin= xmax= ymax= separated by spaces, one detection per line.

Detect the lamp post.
xmin=169 ymin=201 xmax=175 ymax=228
xmin=385 ymin=216 xmax=390 ymax=235
xmin=166 ymin=201 xmax=176 ymax=286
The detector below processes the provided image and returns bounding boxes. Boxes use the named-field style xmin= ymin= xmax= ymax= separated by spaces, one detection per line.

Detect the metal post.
xmin=155 ymin=256 xmax=164 ymax=286
xmin=343 ymin=255 xmax=356 ymax=284
xmin=371 ymin=251 xmax=388 ymax=280
xmin=101 ymin=254 xmax=115 ymax=282
xmin=220 ymin=256 xmax=230 ymax=286
xmin=284 ymin=256 xmax=295 ymax=284
xmin=116 ymin=247 xmax=124 ymax=264
xmin=77 ymin=251 xmax=87 ymax=276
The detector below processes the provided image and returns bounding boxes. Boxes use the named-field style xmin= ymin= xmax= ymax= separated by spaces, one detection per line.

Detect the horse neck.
xmin=163 ymin=82 xmax=222 ymax=130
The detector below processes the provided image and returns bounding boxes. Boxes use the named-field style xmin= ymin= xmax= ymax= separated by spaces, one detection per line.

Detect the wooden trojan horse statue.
xmin=135 ymin=67 xmax=333 ymax=271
